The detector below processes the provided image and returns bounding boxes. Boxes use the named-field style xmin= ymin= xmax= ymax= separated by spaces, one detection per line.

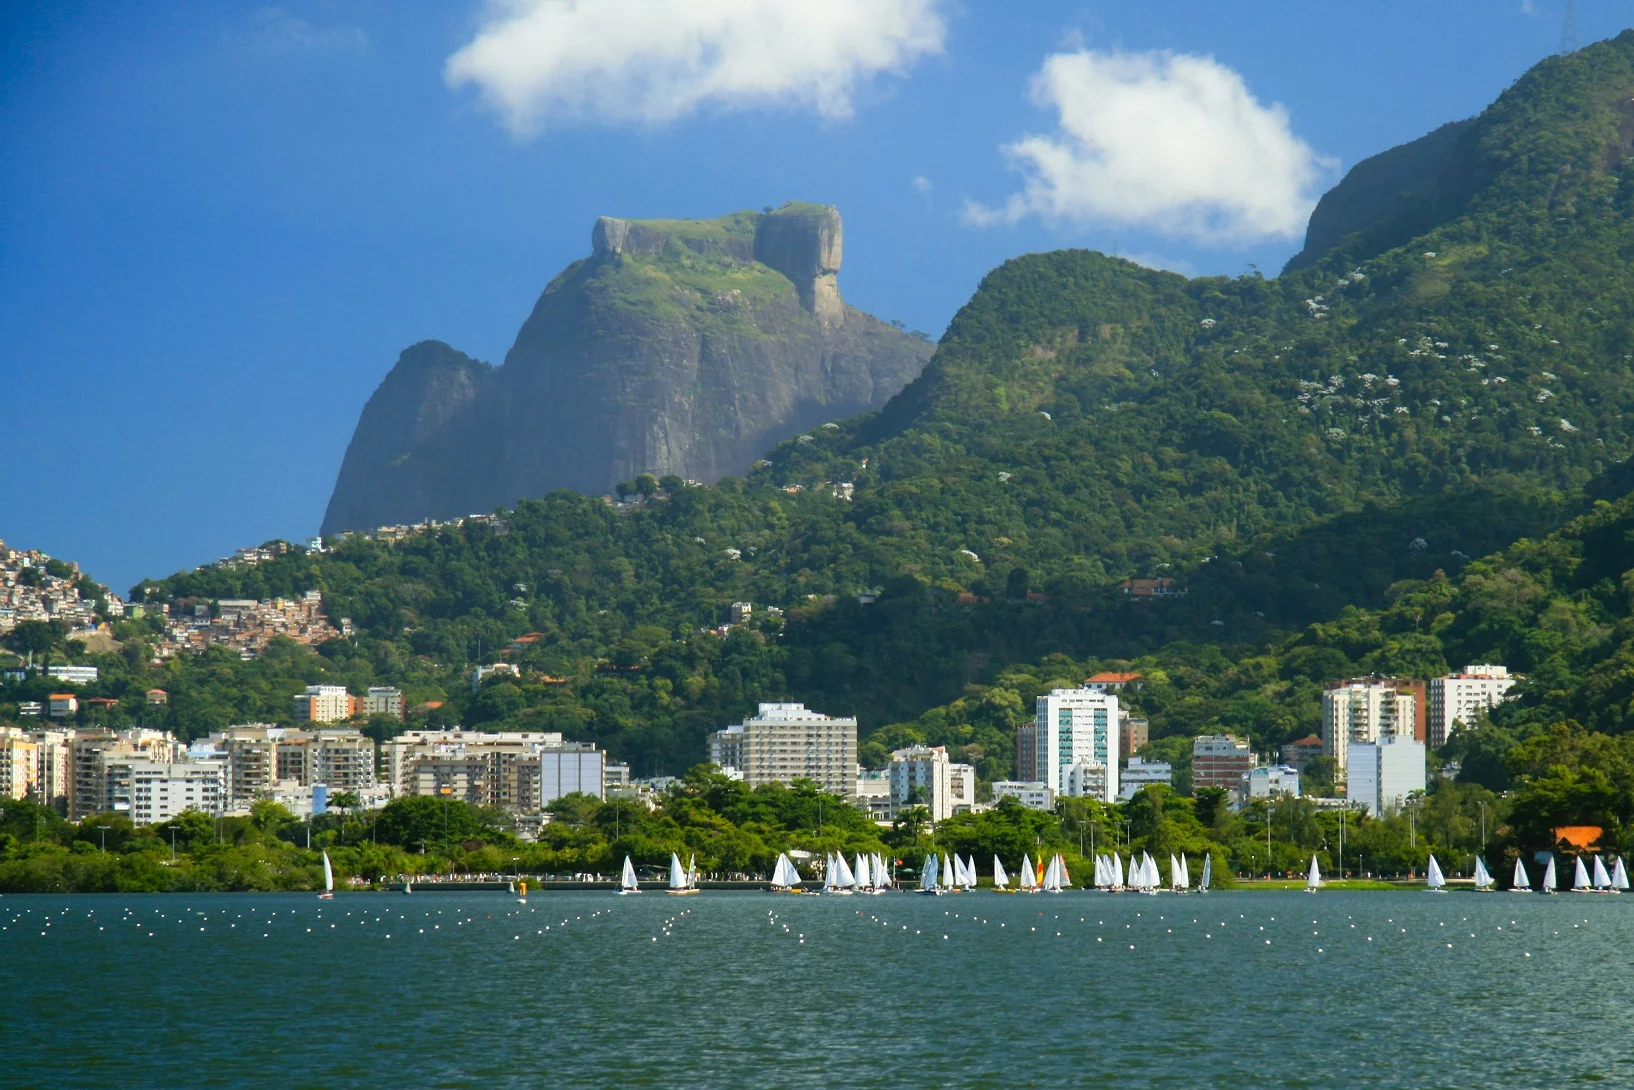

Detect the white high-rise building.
xmin=105 ymin=759 xmax=226 ymax=824
xmin=1347 ymin=735 xmax=1426 ymax=817
xmin=1322 ymin=680 xmax=1416 ymax=776
xmin=1029 ymin=689 xmax=1118 ymax=802
xmin=887 ymin=744 xmax=976 ymax=822
xmin=1428 ymin=666 xmax=1517 ymax=747
xmin=708 ymin=703 xmax=857 ymax=797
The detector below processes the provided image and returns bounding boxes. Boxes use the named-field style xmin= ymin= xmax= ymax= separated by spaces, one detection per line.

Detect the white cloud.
xmin=911 ymin=175 xmax=934 ymax=195
xmin=965 ymin=49 xmax=1333 ymax=245
xmin=445 ymin=0 xmax=947 ymax=134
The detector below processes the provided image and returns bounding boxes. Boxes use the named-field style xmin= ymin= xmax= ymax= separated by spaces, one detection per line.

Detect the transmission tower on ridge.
xmin=1560 ymin=0 xmax=1579 ymax=55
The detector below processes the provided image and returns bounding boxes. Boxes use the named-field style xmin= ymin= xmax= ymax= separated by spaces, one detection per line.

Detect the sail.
xmin=772 ymin=852 xmax=801 ymax=889
xmin=993 ymin=855 xmax=1010 ymax=889
xmin=322 ymin=851 xmax=334 ymax=893
xmin=1200 ymin=853 xmax=1212 ymax=891
xmin=1543 ymin=855 xmax=1557 ymax=891
xmin=1306 ymin=855 xmax=1322 ymax=889
xmin=1019 ymin=853 xmax=1038 ymax=890
xmin=1473 ymin=856 xmax=1492 ymax=889
xmin=1426 ymin=854 xmax=1445 ymax=889
xmin=669 ymin=853 xmax=687 ymax=890
xmin=621 ymin=855 xmax=639 ymax=890
xmin=689 ymin=854 xmax=698 ymax=888
xmin=1112 ymin=853 xmax=1125 ymax=891
xmin=1057 ymin=854 xmax=1072 ymax=888
xmin=920 ymin=853 xmax=939 ymax=892
xmin=1041 ymin=854 xmax=1061 ymax=892
xmin=835 ymin=853 xmax=857 ymax=888
xmin=1143 ymin=852 xmax=1158 ymax=890
xmin=942 ymin=854 xmax=953 ymax=890
xmin=1169 ymin=854 xmax=1183 ymax=890
xmin=875 ymin=853 xmax=891 ymax=888
xmin=1512 ymin=857 xmax=1530 ymax=891
xmin=964 ymin=855 xmax=978 ymax=889
xmin=1593 ymin=855 xmax=1613 ymax=889
xmin=855 ymin=853 xmax=871 ymax=889
xmin=1179 ymin=854 xmax=1190 ymax=889
xmin=1614 ymin=857 xmax=1630 ymax=891
xmin=1573 ymin=856 xmax=1592 ymax=890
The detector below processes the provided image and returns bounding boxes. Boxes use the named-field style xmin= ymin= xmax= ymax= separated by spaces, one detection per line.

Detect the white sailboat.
xmin=1058 ymin=854 xmax=1072 ymax=890
xmin=1510 ymin=857 xmax=1531 ymax=893
xmin=1111 ymin=852 xmax=1125 ymax=892
xmin=1613 ymin=856 xmax=1629 ymax=893
xmin=771 ymin=852 xmax=802 ymax=893
xmin=1571 ymin=856 xmax=1593 ymax=892
xmin=1592 ymin=855 xmax=1613 ymax=892
xmin=1304 ymin=855 xmax=1322 ymax=892
xmin=619 ymin=855 xmax=642 ymax=895
xmin=1019 ymin=853 xmax=1039 ymax=892
xmin=1040 ymin=854 xmax=1063 ymax=892
xmin=1139 ymin=852 xmax=1160 ymax=895
xmin=1539 ymin=855 xmax=1558 ymax=894
xmin=318 ymin=850 xmax=335 ymax=900
xmin=963 ymin=854 xmax=978 ymax=891
xmin=667 ymin=852 xmax=700 ymax=895
xmin=1425 ymin=854 xmax=1446 ymax=892
xmin=1199 ymin=853 xmax=1212 ymax=894
xmin=855 ymin=852 xmax=880 ymax=894
xmin=1092 ymin=855 xmax=1106 ymax=889
xmin=833 ymin=852 xmax=857 ymax=895
xmin=918 ymin=853 xmax=942 ymax=895
xmin=993 ymin=855 xmax=1014 ymax=892
xmin=874 ymin=853 xmax=893 ymax=890
xmin=1169 ymin=853 xmax=1186 ymax=893
xmin=1473 ymin=856 xmax=1494 ymax=891
xmin=1179 ymin=854 xmax=1191 ymax=891
xmin=940 ymin=853 xmax=958 ymax=893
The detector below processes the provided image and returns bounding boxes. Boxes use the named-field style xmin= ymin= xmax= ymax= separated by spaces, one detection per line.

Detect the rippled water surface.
xmin=3 ymin=889 xmax=1631 ymax=1088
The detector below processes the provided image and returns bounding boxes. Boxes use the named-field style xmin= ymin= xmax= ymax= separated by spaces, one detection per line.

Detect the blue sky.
xmin=1 ymin=0 xmax=1625 ymax=595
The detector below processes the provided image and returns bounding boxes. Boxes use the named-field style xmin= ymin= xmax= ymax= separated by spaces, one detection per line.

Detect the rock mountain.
xmin=321 ymin=203 xmax=932 ymax=534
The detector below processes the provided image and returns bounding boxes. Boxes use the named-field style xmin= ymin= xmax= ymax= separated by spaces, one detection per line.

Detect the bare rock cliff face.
xmin=322 ymin=204 xmax=931 ymax=533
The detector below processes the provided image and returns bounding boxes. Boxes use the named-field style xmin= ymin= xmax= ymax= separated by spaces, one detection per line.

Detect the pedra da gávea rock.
xmin=322 ymin=203 xmax=931 ymax=534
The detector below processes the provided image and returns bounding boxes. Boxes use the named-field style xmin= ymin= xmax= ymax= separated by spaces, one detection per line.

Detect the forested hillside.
xmin=19 ymin=34 xmax=1634 ymax=777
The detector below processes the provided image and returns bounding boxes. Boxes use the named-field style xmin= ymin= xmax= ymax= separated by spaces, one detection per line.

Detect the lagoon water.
xmin=3 ymin=889 xmax=1632 ymax=1088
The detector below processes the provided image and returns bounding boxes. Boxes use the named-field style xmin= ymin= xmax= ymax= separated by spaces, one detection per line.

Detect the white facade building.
xmin=1428 ymin=666 xmax=1517 ymax=747
xmin=1029 ymin=689 xmax=1118 ymax=801
xmin=106 ymin=759 xmax=226 ymax=824
xmin=992 ymin=781 xmax=1055 ymax=810
xmin=1240 ymin=764 xmax=1301 ymax=802
xmin=45 ymin=665 xmax=98 ymax=686
xmin=1323 ymin=680 xmax=1416 ymax=776
xmin=1347 ymin=736 xmax=1426 ymax=817
xmin=539 ymin=747 xmax=606 ymax=807
xmin=707 ymin=703 xmax=858 ymax=796
xmin=293 ymin=685 xmax=351 ymax=724
xmin=1118 ymin=757 xmax=1173 ymax=800
xmin=887 ymin=744 xmax=976 ymax=822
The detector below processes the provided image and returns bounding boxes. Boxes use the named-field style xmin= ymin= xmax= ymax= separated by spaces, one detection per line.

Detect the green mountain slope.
xmin=91 ymin=33 xmax=1634 ymax=774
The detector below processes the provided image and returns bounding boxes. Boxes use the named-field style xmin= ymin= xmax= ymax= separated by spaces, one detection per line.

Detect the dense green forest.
xmin=5 ymin=35 xmax=1634 ymax=834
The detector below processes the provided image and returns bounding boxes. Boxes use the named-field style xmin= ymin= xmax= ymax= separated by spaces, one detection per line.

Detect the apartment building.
xmin=708 ymin=703 xmax=858 ymax=797
xmin=292 ymin=685 xmax=352 ymax=724
xmin=106 ymin=759 xmax=226 ymax=824
xmin=886 ymin=744 xmax=977 ymax=822
xmin=69 ymin=729 xmax=178 ymax=819
xmin=381 ymin=729 xmax=604 ymax=810
xmin=1428 ymin=666 xmax=1518 ymax=747
xmin=0 ymin=726 xmax=37 ymax=800
xmin=1192 ymin=734 xmax=1258 ymax=793
xmin=1028 ymin=689 xmax=1119 ymax=802
xmin=1322 ymin=679 xmax=1419 ymax=776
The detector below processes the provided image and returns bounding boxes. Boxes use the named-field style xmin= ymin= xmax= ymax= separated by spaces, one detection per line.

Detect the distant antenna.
xmin=1560 ymin=0 xmax=1578 ymax=55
